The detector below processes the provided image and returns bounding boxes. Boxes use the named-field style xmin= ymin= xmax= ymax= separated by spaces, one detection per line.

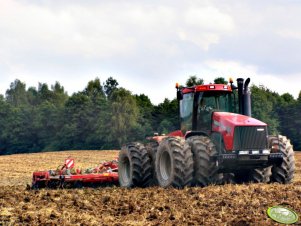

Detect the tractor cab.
xmin=177 ymin=83 xmax=237 ymax=136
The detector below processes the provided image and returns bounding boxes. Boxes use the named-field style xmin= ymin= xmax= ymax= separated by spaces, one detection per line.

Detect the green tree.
xmin=38 ymin=83 xmax=53 ymax=102
xmin=135 ymin=94 xmax=154 ymax=137
xmin=51 ymin=82 xmax=68 ymax=107
xmin=6 ymin=79 xmax=28 ymax=107
xmin=152 ymin=98 xmax=179 ymax=134
xmin=277 ymin=92 xmax=301 ymax=150
xmin=214 ymin=77 xmax=228 ymax=84
xmin=186 ymin=75 xmax=204 ymax=87
xmin=84 ymin=78 xmax=105 ymax=99
xmin=104 ymin=76 xmax=119 ymax=98
xmin=109 ymin=88 xmax=139 ymax=146
xmin=280 ymin=93 xmax=295 ymax=106
xmin=251 ymin=85 xmax=279 ymax=134
xmin=0 ymin=97 xmax=14 ymax=154
xmin=59 ymin=92 xmax=93 ymax=149
xmin=27 ymin=87 xmax=39 ymax=106
xmin=1 ymin=76 xmax=300 ymax=154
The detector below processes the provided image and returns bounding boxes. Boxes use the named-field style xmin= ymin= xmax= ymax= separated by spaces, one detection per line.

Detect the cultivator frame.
xmin=32 ymin=158 xmax=119 ymax=189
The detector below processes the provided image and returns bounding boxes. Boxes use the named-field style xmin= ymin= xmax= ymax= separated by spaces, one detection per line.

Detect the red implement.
xmin=32 ymin=158 xmax=119 ymax=189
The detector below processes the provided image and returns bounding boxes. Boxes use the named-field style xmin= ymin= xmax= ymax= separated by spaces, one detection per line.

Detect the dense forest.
xmin=0 ymin=76 xmax=300 ymax=155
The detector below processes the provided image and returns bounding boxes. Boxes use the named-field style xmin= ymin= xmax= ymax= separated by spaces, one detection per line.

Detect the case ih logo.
xmin=267 ymin=206 xmax=299 ymax=224
xmin=65 ymin=158 xmax=74 ymax=169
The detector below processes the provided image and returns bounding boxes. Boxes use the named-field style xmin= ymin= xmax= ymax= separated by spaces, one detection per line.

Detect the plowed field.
xmin=0 ymin=150 xmax=300 ymax=225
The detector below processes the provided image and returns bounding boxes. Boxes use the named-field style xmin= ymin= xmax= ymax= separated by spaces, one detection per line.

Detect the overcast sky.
xmin=1 ymin=0 xmax=301 ymax=104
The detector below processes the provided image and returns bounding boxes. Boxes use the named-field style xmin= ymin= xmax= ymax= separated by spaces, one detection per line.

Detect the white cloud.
xmin=177 ymin=6 xmax=235 ymax=50
xmin=0 ymin=0 xmax=300 ymax=103
xmin=200 ymin=60 xmax=301 ymax=98
xmin=276 ymin=30 xmax=301 ymax=40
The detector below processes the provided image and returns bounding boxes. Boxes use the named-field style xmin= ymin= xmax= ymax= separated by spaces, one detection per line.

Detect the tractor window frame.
xmin=180 ymin=92 xmax=194 ymax=133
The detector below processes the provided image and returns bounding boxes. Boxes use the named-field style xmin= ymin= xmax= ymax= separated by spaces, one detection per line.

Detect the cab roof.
xmin=182 ymin=84 xmax=232 ymax=94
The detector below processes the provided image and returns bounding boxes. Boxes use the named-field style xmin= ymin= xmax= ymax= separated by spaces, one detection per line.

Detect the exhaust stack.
xmin=237 ymin=78 xmax=252 ymax=116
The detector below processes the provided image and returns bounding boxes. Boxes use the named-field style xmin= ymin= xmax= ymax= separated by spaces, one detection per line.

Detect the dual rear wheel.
xmin=119 ymin=137 xmax=193 ymax=188
xmin=119 ymin=136 xmax=219 ymax=188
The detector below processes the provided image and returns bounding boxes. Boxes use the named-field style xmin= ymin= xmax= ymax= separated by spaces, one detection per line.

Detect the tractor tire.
xmin=146 ymin=142 xmax=159 ymax=186
xmin=234 ymin=167 xmax=272 ymax=184
xmin=248 ymin=167 xmax=272 ymax=183
xmin=118 ymin=142 xmax=152 ymax=188
xmin=270 ymin=135 xmax=295 ymax=184
xmin=155 ymin=137 xmax=193 ymax=188
xmin=220 ymin=173 xmax=235 ymax=184
xmin=187 ymin=136 xmax=220 ymax=186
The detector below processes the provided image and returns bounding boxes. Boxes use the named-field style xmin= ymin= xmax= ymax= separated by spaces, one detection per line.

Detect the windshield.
xmin=179 ymin=91 xmax=236 ymax=134
xmin=198 ymin=91 xmax=235 ymax=113
xmin=197 ymin=91 xmax=236 ymax=132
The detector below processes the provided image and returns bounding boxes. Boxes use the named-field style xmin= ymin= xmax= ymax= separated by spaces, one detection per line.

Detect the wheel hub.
xmin=159 ymin=151 xmax=172 ymax=181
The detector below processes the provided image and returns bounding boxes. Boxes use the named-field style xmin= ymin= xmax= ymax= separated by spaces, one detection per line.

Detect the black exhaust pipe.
xmin=243 ymin=78 xmax=251 ymax=116
xmin=237 ymin=78 xmax=252 ymax=116
xmin=237 ymin=78 xmax=244 ymax=115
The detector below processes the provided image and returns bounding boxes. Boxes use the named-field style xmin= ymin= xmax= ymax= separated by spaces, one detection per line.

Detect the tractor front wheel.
xmin=270 ymin=135 xmax=295 ymax=184
xmin=187 ymin=136 xmax=221 ymax=186
xmin=248 ymin=167 xmax=272 ymax=183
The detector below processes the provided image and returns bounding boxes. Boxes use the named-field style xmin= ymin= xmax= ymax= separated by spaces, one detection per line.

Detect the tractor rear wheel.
xmin=155 ymin=137 xmax=193 ymax=188
xmin=118 ymin=143 xmax=152 ymax=188
xmin=187 ymin=136 xmax=220 ymax=186
xmin=270 ymin=135 xmax=295 ymax=184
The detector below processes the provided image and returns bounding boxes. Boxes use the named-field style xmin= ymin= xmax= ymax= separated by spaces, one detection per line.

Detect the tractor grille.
xmin=233 ymin=126 xmax=268 ymax=150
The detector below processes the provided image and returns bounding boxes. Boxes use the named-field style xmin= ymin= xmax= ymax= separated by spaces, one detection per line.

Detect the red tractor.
xmin=118 ymin=78 xmax=295 ymax=188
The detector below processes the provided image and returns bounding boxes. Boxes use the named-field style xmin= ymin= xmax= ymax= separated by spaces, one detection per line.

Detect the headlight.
xmin=262 ymin=149 xmax=270 ymax=154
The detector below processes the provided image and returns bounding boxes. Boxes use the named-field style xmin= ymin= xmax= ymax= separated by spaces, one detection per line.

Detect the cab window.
xmin=180 ymin=93 xmax=193 ymax=133
xmin=196 ymin=91 xmax=234 ymax=132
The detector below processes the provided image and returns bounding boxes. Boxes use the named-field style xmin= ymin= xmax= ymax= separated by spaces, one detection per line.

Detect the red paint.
xmin=32 ymin=159 xmax=119 ymax=187
xmin=167 ymin=130 xmax=184 ymax=137
xmin=182 ymin=84 xmax=232 ymax=94
xmin=212 ymin=112 xmax=267 ymax=151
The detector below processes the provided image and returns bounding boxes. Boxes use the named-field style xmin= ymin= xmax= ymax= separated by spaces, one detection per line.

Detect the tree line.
xmin=0 ymin=76 xmax=300 ymax=155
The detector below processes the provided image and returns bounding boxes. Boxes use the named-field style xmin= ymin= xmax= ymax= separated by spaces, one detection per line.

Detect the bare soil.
xmin=0 ymin=150 xmax=300 ymax=225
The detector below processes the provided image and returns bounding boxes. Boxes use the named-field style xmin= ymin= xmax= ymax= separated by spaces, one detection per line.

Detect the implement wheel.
xmin=118 ymin=142 xmax=152 ymax=188
xmin=155 ymin=137 xmax=193 ymax=188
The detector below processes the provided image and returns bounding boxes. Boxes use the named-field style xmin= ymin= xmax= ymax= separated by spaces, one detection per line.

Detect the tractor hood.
xmin=212 ymin=112 xmax=267 ymax=151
